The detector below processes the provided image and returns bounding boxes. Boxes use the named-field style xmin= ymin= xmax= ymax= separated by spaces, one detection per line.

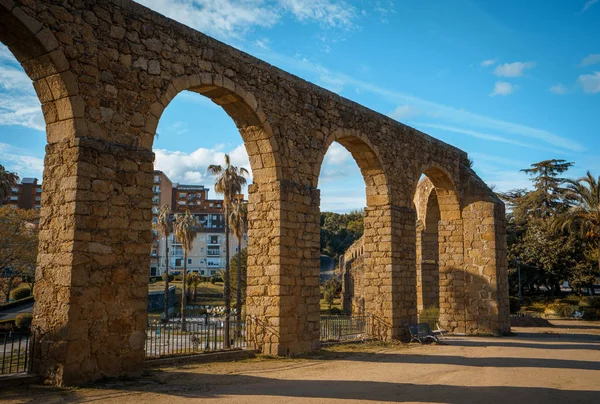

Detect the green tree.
xmin=553 ymin=171 xmax=600 ymax=294
xmin=174 ymin=209 xmax=200 ymax=331
xmin=320 ymin=210 xmax=364 ymax=259
xmin=520 ymin=159 xmax=573 ymax=219
xmin=207 ymin=154 xmax=248 ymax=348
xmin=229 ymin=199 xmax=247 ymax=333
xmin=155 ymin=205 xmax=173 ymax=320
xmin=0 ymin=207 xmax=38 ymax=302
xmin=323 ymin=278 xmax=341 ymax=311
xmin=0 ymin=164 xmax=19 ymax=202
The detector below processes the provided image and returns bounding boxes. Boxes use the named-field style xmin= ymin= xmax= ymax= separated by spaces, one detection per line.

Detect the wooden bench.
xmin=407 ymin=323 xmax=439 ymax=344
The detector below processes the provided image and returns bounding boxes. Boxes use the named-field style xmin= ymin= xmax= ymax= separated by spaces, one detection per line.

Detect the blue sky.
xmin=1 ymin=0 xmax=599 ymax=212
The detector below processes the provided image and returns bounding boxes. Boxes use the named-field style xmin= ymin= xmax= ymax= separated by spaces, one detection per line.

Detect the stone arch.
xmin=316 ymin=128 xmax=391 ymax=207
xmin=143 ymin=73 xmax=282 ymax=184
xmin=0 ymin=4 xmax=82 ymax=143
xmin=413 ymin=164 xmax=465 ymax=332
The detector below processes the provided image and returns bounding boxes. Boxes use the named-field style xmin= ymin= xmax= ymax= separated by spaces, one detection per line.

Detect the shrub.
xmin=521 ymin=296 xmax=533 ymax=306
xmin=419 ymin=306 xmax=440 ymax=330
xmin=582 ymin=308 xmax=599 ymax=321
xmin=210 ymin=275 xmax=223 ymax=284
xmin=15 ymin=313 xmax=33 ymax=330
xmin=585 ymin=297 xmax=600 ymax=309
xmin=10 ymin=287 xmax=31 ymax=301
xmin=559 ymin=297 xmax=579 ymax=305
xmin=553 ymin=303 xmax=577 ymax=318
xmin=328 ymin=307 xmax=343 ymax=315
xmin=162 ymin=273 xmax=174 ymax=282
xmin=509 ymin=297 xmax=521 ymax=314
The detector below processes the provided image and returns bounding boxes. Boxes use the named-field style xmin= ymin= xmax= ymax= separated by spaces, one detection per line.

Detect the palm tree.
xmin=207 ymin=154 xmax=248 ymax=348
xmin=229 ymin=199 xmax=248 ymax=336
xmin=174 ymin=209 xmax=200 ymax=331
xmin=554 ymin=171 xmax=600 ymax=295
xmin=0 ymin=164 xmax=19 ymax=202
xmin=155 ymin=205 xmax=173 ymax=321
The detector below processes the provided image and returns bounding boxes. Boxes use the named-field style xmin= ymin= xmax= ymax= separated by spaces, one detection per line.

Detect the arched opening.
xmin=413 ymin=166 xmax=464 ymax=333
xmin=316 ymin=129 xmax=394 ymax=338
xmin=145 ymin=74 xmax=282 ymax=355
xmin=1 ymin=4 xmax=84 ymax=384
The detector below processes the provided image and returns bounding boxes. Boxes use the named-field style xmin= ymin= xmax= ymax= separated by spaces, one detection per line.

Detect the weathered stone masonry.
xmin=1 ymin=0 xmax=508 ymax=385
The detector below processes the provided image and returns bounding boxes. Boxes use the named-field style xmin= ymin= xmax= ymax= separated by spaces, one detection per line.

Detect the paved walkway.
xmin=3 ymin=320 xmax=600 ymax=403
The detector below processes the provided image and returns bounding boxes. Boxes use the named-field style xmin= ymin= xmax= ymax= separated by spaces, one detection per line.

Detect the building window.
xmin=209 ymin=235 xmax=219 ymax=244
xmin=187 ymin=258 xmax=192 ymax=265
xmin=178 ymin=201 xmax=185 ymax=206
xmin=9 ymin=196 xmax=18 ymax=201
xmin=152 ymin=196 xmax=159 ymax=204
xmin=210 ymin=270 xmax=216 ymax=275
xmin=35 ymin=196 xmax=41 ymax=201
xmin=209 ymin=203 xmax=213 ymax=207
xmin=212 ymin=215 xmax=217 ymax=220
xmin=11 ymin=187 xmax=18 ymax=193
xmin=154 ymin=175 xmax=160 ymax=183
xmin=200 ymin=270 xmax=205 ymax=275
xmin=200 ymin=236 xmax=205 ymax=241
xmin=153 ymin=185 xmax=160 ymax=193
xmin=36 ymin=187 xmax=42 ymax=193
xmin=179 ymin=193 xmax=186 ymax=198
xmin=201 ymin=247 xmax=204 ymax=253
xmin=197 ymin=193 xmax=202 ymax=198
xmin=175 ymin=258 xmax=182 ymax=267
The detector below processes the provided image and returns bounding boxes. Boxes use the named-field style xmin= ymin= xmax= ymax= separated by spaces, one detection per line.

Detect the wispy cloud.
xmin=494 ymin=61 xmax=536 ymax=77
xmin=577 ymin=72 xmax=600 ymax=93
xmin=480 ymin=59 xmax=497 ymax=67
xmin=550 ymin=83 xmax=568 ymax=95
xmin=490 ymin=81 xmax=517 ymax=96
xmin=0 ymin=142 xmax=44 ymax=179
xmin=582 ymin=0 xmax=599 ymax=12
xmin=138 ymin=0 xmax=357 ymax=40
xmin=323 ymin=141 xmax=352 ymax=165
xmin=388 ymin=104 xmax=419 ymax=120
xmin=0 ymin=47 xmax=43 ymax=132
xmin=413 ymin=122 xmax=560 ymax=154
xmin=254 ymin=50 xmax=581 ymax=152
xmin=580 ymin=53 xmax=600 ymax=67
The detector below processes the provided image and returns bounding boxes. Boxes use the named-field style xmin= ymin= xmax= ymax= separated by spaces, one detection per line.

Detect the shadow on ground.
xmin=3 ymin=370 xmax=598 ymax=404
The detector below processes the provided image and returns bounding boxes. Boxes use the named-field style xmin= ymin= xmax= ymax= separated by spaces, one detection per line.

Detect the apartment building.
xmin=1 ymin=178 xmax=42 ymax=210
xmin=150 ymin=170 xmax=248 ymax=277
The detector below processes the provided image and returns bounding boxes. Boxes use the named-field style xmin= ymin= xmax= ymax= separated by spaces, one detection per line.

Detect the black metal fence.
xmin=320 ymin=315 xmax=373 ymax=342
xmin=146 ymin=318 xmax=246 ymax=358
xmin=1 ymin=331 xmax=32 ymax=375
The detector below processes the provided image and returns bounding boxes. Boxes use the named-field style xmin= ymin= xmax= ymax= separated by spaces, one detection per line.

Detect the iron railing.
xmin=1 ymin=331 xmax=32 ymax=375
xmin=320 ymin=315 xmax=373 ymax=342
xmin=146 ymin=318 xmax=246 ymax=358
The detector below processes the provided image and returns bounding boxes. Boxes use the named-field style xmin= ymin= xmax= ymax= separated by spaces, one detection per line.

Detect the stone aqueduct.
xmin=1 ymin=0 xmax=509 ymax=385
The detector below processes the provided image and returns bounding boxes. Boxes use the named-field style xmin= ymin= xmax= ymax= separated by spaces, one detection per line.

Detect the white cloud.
xmin=494 ymin=61 xmax=536 ymax=77
xmin=154 ymin=143 xmax=252 ymax=197
xmin=0 ymin=142 xmax=44 ymax=179
xmin=582 ymin=0 xmax=599 ymax=12
xmin=0 ymin=57 xmax=44 ymax=131
xmin=389 ymin=104 xmax=418 ymax=120
xmin=253 ymin=50 xmax=581 ymax=151
xmin=414 ymin=123 xmax=562 ymax=154
xmin=578 ymin=72 xmax=600 ymax=93
xmin=254 ymin=38 xmax=270 ymax=50
xmin=137 ymin=0 xmax=357 ymax=40
xmin=490 ymin=81 xmax=517 ymax=96
xmin=324 ymin=141 xmax=352 ymax=165
xmin=280 ymin=0 xmax=356 ymax=29
xmin=550 ymin=83 xmax=567 ymax=95
xmin=580 ymin=53 xmax=600 ymax=67
xmin=480 ymin=59 xmax=497 ymax=67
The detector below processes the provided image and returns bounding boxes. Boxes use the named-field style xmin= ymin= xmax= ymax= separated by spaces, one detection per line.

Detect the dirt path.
xmin=3 ymin=320 xmax=599 ymax=403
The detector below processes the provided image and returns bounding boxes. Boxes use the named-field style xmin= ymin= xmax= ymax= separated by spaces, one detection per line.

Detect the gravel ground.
xmin=2 ymin=319 xmax=599 ymax=404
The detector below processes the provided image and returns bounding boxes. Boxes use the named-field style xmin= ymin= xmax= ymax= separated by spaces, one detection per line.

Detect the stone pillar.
xmin=462 ymin=201 xmax=510 ymax=335
xmin=363 ymin=205 xmax=417 ymax=340
xmin=437 ymin=219 xmax=465 ymax=333
xmin=246 ymin=180 xmax=320 ymax=356
xmin=32 ymin=137 xmax=153 ymax=386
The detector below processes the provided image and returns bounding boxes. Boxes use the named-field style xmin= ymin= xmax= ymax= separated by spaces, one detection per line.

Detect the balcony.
xmin=207 ymin=248 xmax=220 ymax=256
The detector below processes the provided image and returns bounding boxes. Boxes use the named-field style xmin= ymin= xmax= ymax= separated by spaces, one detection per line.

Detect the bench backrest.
xmin=408 ymin=323 xmax=433 ymax=337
